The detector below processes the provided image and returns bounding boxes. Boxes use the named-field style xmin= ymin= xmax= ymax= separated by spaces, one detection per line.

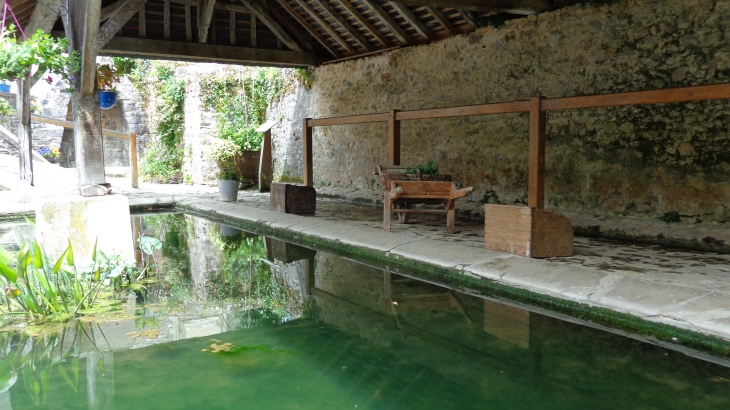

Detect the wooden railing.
xmin=302 ymin=83 xmax=730 ymax=208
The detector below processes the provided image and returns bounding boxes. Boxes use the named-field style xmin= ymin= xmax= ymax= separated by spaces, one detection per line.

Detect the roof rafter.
xmin=297 ymin=0 xmax=354 ymax=54
xmin=97 ymin=0 xmax=146 ymax=50
xmin=359 ymin=0 xmax=410 ymax=45
xmin=425 ymin=6 xmax=455 ymax=35
xmin=239 ymin=0 xmax=305 ymax=52
xmin=275 ymin=0 xmax=340 ymax=57
xmin=389 ymin=2 xmax=434 ymax=41
xmin=312 ymin=0 xmax=373 ymax=52
xmin=401 ymin=0 xmax=553 ymax=15
xmin=334 ymin=0 xmax=390 ymax=47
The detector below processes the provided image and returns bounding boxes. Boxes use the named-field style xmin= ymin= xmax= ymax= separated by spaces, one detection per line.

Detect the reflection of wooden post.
xmin=16 ymin=78 xmax=33 ymax=185
xmin=131 ymin=215 xmax=142 ymax=265
xmin=129 ymin=132 xmax=138 ymax=188
xmin=528 ymin=96 xmax=546 ymax=209
xmin=303 ymin=118 xmax=313 ymax=187
xmin=256 ymin=120 xmax=276 ymax=192
xmin=388 ymin=109 xmax=400 ymax=166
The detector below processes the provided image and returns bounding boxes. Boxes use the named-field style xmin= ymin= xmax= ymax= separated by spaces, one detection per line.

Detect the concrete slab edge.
xmin=176 ymin=201 xmax=730 ymax=359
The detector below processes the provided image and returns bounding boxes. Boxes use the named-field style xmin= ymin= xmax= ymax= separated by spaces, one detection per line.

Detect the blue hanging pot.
xmin=0 ymin=84 xmax=11 ymax=93
xmin=98 ymin=90 xmax=118 ymax=109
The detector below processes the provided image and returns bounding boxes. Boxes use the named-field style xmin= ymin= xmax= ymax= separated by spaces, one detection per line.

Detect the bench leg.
xmin=397 ymin=203 xmax=410 ymax=224
xmin=446 ymin=209 xmax=455 ymax=233
xmin=383 ymin=199 xmax=392 ymax=232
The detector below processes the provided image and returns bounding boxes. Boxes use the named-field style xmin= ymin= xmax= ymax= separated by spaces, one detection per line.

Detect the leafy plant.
xmin=0 ymin=96 xmax=14 ymax=115
xmin=220 ymin=168 xmax=242 ymax=181
xmin=294 ymin=67 xmax=314 ymax=89
xmin=405 ymin=160 xmax=439 ymax=175
xmin=140 ymin=139 xmax=182 ymax=183
xmin=0 ymin=25 xmax=80 ymax=84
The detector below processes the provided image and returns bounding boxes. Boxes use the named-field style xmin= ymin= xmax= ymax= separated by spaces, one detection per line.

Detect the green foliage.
xmin=200 ymin=68 xmax=283 ymax=152
xmin=140 ymin=139 xmax=183 ymax=183
xmin=0 ymin=25 xmax=80 ymax=84
xmin=405 ymin=160 xmax=439 ymax=175
xmin=294 ymin=67 xmax=314 ymax=89
xmin=0 ymin=97 xmax=14 ymax=116
xmin=657 ymin=211 xmax=681 ymax=223
xmin=220 ymin=167 xmax=242 ymax=181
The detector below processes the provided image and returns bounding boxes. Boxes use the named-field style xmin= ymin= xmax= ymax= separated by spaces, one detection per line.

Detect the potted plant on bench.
xmin=211 ymin=139 xmax=242 ymax=202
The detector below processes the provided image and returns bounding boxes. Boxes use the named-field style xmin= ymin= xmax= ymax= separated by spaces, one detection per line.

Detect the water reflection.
xmin=0 ymin=213 xmax=729 ymax=410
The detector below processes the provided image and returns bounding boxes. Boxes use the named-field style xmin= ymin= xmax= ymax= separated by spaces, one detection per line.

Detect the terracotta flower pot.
xmin=234 ymin=151 xmax=260 ymax=183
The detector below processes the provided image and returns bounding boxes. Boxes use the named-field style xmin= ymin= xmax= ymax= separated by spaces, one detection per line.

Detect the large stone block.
xmin=36 ymin=195 xmax=134 ymax=268
xmin=270 ymin=183 xmax=316 ymax=214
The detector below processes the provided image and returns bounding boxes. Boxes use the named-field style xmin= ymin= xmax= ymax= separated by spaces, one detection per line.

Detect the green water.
xmin=1 ymin=214 xmax=730 ymax=409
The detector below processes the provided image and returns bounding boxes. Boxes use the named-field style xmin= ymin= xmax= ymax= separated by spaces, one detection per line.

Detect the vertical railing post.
xmin=129 ymin=132 xmax=138 ymax=188
xmin=528 ymin=96 xmax=546 ymax=209
xmin=303 ymin=118 xmax=313 ymax=187
xmin=388 ymin=109 xmax=401 ymax=166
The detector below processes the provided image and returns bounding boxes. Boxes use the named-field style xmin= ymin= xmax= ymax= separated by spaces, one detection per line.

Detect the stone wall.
xmin=268 ymin=0 xmax=730 ymax=223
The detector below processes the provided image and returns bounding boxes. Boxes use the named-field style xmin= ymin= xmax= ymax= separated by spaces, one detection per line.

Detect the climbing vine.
xmin=200 ymin=68 xmax=283 ymax=152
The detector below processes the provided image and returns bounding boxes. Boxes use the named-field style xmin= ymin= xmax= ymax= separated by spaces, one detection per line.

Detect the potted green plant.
xmin=210 ymin=139 xmax=243 ymax=201
xmin=96 ymin=63 xmax=120 ymax=109
xmin=0 ymin=25 xmax=80 ymax=85
xmin=38 ymin=147 xmax=60 ymax=163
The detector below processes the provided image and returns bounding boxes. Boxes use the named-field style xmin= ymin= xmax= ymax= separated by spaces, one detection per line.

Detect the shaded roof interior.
xmin=4 ymin=0 xmax=578 ymax=65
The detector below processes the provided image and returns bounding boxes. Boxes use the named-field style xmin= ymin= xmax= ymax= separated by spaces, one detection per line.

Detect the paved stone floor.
xmin=2 ymin=155 xmax=730 ymax=344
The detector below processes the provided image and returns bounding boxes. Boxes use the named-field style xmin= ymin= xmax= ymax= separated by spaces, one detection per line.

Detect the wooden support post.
xmin=388 ymin=109 xmax=400 ymax=166
xmin=129 ymin=132 xmax=138 ymax=188
xmin=164 ymin=0 xmax=171 ymax=39
xmin=139 ymin=2 xmax=146 ymax=37
xmin=303 ymin=118 xmax=313 ymax=187
xmin=250 ymin=15 xmax=257 ymax=47
xmin=229 ymin=11 xmax=236 ymax=45
xmin=259 ymin=130 xmax=272 ymax=192
xmin=15 ymin=78 xmax=33 ymax=184
xmin=528 ymin=96 xmax=546 ymax=209
xmin=185 ymin=4 xmax=192 ymax=41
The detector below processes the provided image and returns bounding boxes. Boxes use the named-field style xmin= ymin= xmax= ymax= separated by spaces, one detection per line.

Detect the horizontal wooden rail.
xmin=31 ymin=114 xmax=129 ymax=140
xmin=542 ymin=83 xmax=730 ymax=111
xmin=307 ymin=112 xmax=389 ymax=127
xmin=396 ymin=100 xmax=530 ymax=121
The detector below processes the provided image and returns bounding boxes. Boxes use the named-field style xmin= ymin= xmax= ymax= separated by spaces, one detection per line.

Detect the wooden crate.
xmin=484 ymin=204 xmax=573 ymax=258
xmin=270 ymin=183 xmax=316 ymax=214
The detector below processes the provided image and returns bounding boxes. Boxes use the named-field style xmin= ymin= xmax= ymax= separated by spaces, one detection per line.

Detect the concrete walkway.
xmin=1 ymin=155 xmax=730 ymax=350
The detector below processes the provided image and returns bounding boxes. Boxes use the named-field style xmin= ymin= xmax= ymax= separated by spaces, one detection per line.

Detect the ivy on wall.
xmin=200 ymin=68 xmax=283 ymax=152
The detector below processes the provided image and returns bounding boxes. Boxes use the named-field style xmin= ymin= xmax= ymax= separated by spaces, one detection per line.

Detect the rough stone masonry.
xmin=268 ymin=0 xmax=730 ymax=224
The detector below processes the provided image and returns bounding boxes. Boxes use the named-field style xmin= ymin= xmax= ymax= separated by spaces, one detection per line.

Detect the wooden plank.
xmin=100 ymin=0 xmax=129 ymax=22
xmin=198 ymin=0 xmax=216 ymax=43
xmin=395 ymin=0 xmax=553 ymax=14
xmin=251 ymin=14 xmax=257 ymax=46
xmin=389 ymin=2 xmax=435 ymax=42
xmin=98 ymin=35 xmax=321 ymax=66
xmin=484 ymin=205 xmax=532 ymax=256
xmin=268 ymin=5 xmax=314 ymax=52
xmin=129 ymin=132 xmax=139 ymax=188
xmin=31 ymin=114 xmax=131 ymax=140
xmin=542 ymin=83 xmax=730 ymax=111
xmin=388 ymin=109 xmax=400 ymax=166
xmin=73 ymin=0 xmax=102 ymax=96
xmin=230 ymin=10 xmax=236 ymax=44
xmin=396 ymin=100 xmax=530 ymax=121
xmin=139 ymin=2 xmax=146 ymax=37
xmin=455 ymin=8 xmax=475 ymax=31
xmin=531 ymin=208 xmax=573 ymax=258
xmin=239 ymin=0 xmax=304 ymax=52
xmin=185 ymin=3 xmax=193 ymax=41
xmin=303 ymin=119 xmax=313 ymax=187
xmin=164 ymin=0 xmax=171 ymax=39
xmin=312 ymin=0 xmax=373 ymax=52
xmin=360 ymin=0 xmax=410 ymax=45
xmin=98 ymin=0 xmax=146 ymax=50
xmin=334 ymin=0 xmax=391 ymax=47
xmin=426 ymin=6 xmax=455 ymax=35
xmin=308 ymin=112 xmax=389 ymax=126
xmin=297 ymin=0 xmax=354 ymax=54
xmin=275 ymin=0 xmax=339 ymax=57
xmin=528 ymin=96 xmax=545 ymax=209
xmin=25 ymin=0 xmax=62 ymax=35
xmin=258 ymin=130 xmax=273 ymax=192
xmin=321 ymin=45 xmax=400 ymax=64
xmin=392 ymin=209 xmax=448 ymax=213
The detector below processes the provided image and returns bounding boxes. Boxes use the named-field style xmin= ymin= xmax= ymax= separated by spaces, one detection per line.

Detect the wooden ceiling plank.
xmin=164 ymin=0 xmax=171 ymax=39
xmin=297 ymin=0 xmax=353 ymax=53
xmin=230 ymin=10 xmax=236 ymax=44
xmin=334 ymin=0 xmax=389 ymax=47
xmin=388 ymin=2 xmax=434 ymax=41
xmin=312 ymin=0 xmax=372 ymax=52
xmin=456 ymin=8 xmax=475 ymax=30
xmin=98 ymin=34 xmax=322 ymax=66
xmin=267 ymin=3 xmax=314 ymax=52
xmin=97 ymin=0 xmax=146 ymax=50
xmin=275 ymin=0 xmax=339 ymax=57
xmin=251 ymin=14 xmax=257 ymax=46
xmin=426 ymin=6 xmax=454 ymax=35
xmin=359 ymin=0 xmax=409 ymax=45
xmin=185 ymin=3 xmax=193 ymax=40
xmin=390 ymin=0 xmax=552 ymax=15
xmin=239 ymin=0 xmax=304 ymax=52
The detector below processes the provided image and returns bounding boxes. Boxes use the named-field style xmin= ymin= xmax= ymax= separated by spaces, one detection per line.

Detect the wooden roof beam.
xmin=334 ymin=0 xmax=390 ymax=47
xmin=297 ymin=0 xmax=354 ymax=54
xmin=97 ymin=0 xmax=146 ymax=50
xmin=198 ymin=0 xmax=216 ymax=43
xmin=24 ymin=0 xmax=62 ymax=35
xmin=426 ymin=6 xmax=455 ymax=35
xmin=360 ymin=0 xmax=410 ymax=45
xmin=275 ymin=0 xmax=340 ymax=57
xmin=239 ymin=0 xmax=304 ymax=52
xmin=399 ymin=0 xmax=553 ymax=15
xmin=96 ymin=34 xmax=322 ymax=66
xmin=312 ymin=0 xmax=373 ymax=52
xmin=100 ymin=0 xmax=129 ymax=22
xmin=267 ymin=2 xmax=315 ymax=52
xmin=388 ymin=2 xmax=434 ymax=42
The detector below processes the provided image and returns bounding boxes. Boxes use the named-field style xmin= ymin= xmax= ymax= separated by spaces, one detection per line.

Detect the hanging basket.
xmin=98 ymin=90 xmax=118 ymax=109
xmin=0 ymin=84 xmax=10 ymax=93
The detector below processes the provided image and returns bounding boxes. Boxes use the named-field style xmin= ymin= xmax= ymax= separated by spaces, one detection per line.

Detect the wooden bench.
xmin=384 ymin=180 xmax=473 ymax=233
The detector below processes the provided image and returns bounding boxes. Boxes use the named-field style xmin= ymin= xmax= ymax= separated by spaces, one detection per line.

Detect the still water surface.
xmin=1 ymin=213 xmax=729 ymax=409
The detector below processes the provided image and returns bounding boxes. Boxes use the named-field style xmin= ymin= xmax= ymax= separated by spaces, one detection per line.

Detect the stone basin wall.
xmin=268 ymin=0 xmax=730 ymax=223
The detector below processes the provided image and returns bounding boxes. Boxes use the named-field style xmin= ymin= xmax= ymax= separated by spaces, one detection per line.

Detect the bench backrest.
xmin=388 ymin=181 xmax=455 ymax=196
